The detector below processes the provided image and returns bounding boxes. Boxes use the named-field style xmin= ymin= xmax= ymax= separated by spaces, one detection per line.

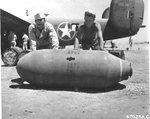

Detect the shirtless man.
xmin=76 ymin=11 xmax=104 ymax=50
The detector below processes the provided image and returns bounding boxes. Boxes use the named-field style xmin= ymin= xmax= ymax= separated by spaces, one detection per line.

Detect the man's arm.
xmin=22 ymin=35 xmax=24 ymax=39
xmin=96 ymin=23 xmax=104 ymax=50
xmin=28 ymin=24 xmax=37 ymax=50
xmin=47 ymin=23 xmax=59 ymax=49
xmin=75 ymin=24 xmax=83 ymax=44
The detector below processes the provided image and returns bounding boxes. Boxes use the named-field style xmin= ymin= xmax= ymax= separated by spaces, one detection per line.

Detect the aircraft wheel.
xmin=2 ymin=47 xmax=23 ymax=66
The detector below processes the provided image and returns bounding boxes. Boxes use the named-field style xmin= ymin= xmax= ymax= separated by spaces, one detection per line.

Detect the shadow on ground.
xmin=10 ymin=78 xmax=126 ymax=93
xmin=1 ymin=64 xmax=15 ymax=67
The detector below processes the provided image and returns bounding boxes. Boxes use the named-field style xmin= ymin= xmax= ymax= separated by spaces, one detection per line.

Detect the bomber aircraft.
xmin=1 ymin=0 xmax=144 ymax=51
xmin=1 ymin=0 xmax=145 ymax=89
xmin=1 ymin=0 xmax=145 ymax=66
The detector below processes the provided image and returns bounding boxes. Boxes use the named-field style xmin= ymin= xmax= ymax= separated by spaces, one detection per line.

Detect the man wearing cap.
xmin=28 ymin=13 xmax=59 ymax=50
xmin=76 ymin=11 xmax=104 ymax=50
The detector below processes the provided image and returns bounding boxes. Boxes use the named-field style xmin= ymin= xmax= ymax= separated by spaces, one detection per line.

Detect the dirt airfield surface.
xmin=1 ymin=49 xmax=149 ymax=119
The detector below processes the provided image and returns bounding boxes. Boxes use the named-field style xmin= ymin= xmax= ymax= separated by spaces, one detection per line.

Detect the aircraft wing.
xmin=1 ymin=9 xmax=30 ymax=51
xmin=1 ymin=9 xmax=30 ymax=34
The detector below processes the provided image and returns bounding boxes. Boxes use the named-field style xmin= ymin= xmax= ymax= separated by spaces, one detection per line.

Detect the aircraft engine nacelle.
xmin=103 ymin=0 xmax=144 ymax=40
xmin=102 ymin=7 xmax=110 ymax=19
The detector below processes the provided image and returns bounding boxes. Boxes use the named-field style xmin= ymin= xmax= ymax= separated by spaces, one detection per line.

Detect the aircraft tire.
xmin=2 ymin=47 xmax=23 ymax=66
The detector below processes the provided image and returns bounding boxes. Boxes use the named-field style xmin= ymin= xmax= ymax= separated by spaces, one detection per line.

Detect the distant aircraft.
xmin=1 ymin=0 xmax=144 ymax=51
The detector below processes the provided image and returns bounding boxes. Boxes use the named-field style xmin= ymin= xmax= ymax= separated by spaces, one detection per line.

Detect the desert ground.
xmin=1 ymin=44 xmax=149 ymax=119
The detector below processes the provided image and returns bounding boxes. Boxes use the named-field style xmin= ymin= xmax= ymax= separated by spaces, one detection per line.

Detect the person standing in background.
xmin=8 ymin=31 xmax=17 ymax=48
xmin=22 ymin=33 xmax=29 ymax=51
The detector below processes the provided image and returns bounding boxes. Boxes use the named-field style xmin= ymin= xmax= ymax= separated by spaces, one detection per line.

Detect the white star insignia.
xmin=59 ymin=23 xmax=71 ymax=38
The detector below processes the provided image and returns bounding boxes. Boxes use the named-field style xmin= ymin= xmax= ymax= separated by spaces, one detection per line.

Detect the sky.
xmin=0 ymin=0 xmax=112 ymax=19
xmin=0 ymin=0 xmax=149 ymax=43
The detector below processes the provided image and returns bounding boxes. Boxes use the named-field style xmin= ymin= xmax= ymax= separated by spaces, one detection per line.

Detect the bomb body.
xmin=16 ymin=49 xmax=132 ymax=89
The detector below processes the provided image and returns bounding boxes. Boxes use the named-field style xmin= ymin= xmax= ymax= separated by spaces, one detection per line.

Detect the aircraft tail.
xmin=103 ymin=0 xmax=144 ymax=40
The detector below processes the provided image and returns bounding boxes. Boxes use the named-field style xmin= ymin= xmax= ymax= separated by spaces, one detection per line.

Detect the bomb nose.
xmin=121 ymin=60 xmax=133 ymax=81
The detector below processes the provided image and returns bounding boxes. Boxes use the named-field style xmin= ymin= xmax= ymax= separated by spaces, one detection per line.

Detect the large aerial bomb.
xmin=16 ymin=49 xmax=132 ymax=89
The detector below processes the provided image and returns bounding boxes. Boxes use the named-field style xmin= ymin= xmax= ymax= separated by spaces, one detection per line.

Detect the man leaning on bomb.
xmin=28 ymin=13 xmax=59 ymax=50
xmin=76 ymin=11 xmax=104 ymax=50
